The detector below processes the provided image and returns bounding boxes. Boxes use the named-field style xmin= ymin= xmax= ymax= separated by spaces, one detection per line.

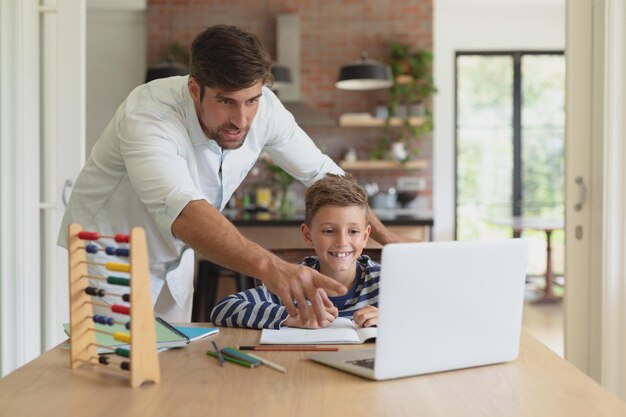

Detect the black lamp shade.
xmin=271 ymin=64 xmax=292 ymax=89
xmin=336 ymin=58 xmax=393 ymax=91
xmin=145 ymin=62 xmax=190 ymax=83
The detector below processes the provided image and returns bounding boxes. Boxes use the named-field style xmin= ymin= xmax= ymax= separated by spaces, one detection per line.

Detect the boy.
xmin=210 ymin=174 xmax=380 ymax=329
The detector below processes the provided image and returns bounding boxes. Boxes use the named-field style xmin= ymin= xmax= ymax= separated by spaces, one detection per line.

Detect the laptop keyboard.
xmin=347 ymin=358 xmax=375 ymax=369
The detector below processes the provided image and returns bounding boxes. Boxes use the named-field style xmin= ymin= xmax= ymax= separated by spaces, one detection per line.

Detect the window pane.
xmin=521 ymin=55 xmax=565 ymax=218
xmin=456 ymin=55 xmax=513 ymax=240
xmin=521 ymin=55 xmax=565 ymax=276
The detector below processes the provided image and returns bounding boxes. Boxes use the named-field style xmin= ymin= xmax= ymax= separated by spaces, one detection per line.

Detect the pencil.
xmin=212 ymin=341 xmax=225 ymax=366
xmin=237 ymin=345 xmax=339 ymax=352
xmin=221 ymin=347 xmax=261 ymax=367
xmin=245 ymin=352 xmax=287 ymax=373
xmin=207 ymin=350 xmax=254 ymax=368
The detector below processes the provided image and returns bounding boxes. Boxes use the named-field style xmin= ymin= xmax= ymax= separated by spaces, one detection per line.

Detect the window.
xmin=455 ymin=52 xmax=565 ymax=278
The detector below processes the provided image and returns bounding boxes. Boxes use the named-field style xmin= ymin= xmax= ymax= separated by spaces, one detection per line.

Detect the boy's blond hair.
xmin=304 ymin=173 xmax=369 ymax=226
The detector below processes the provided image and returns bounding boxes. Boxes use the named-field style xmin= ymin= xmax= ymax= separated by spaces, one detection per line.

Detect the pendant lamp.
xmin=336 ymin=54 xmax=392 ymax=90
xmin=271 ymin=64 xmax=292 ymax=90
xmin=144 ymin=0 xmax=189 ymax=83
xmin=145 ymin=61 xmax=189 ymax=83
xmin=336 ymin=1 xmax=392 ymax=91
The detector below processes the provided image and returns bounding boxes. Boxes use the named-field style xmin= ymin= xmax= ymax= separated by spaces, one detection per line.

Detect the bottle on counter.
xmin=374 ymin=101 xmax=388 ymax=119
xmin=344 ymin=147 xmax=358 ymax=163
xmin=256 ymin=187 xmax=272 ymax=211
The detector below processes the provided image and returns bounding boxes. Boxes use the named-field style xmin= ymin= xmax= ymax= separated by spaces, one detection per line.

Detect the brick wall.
xmin=147 ymin=0 xmax=433 ymax=209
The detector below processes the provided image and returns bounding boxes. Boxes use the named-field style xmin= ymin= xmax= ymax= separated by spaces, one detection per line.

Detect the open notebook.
xmin=63 ymin=317 xmax=218 ymax=353
xmin=260 ymin=317 xmax=376 ymax=345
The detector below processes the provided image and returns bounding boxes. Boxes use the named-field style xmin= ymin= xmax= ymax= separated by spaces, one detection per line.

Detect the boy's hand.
xmin=283 ymin=305 xmax=339 ymax=329
xmin=353 ymin=305 xmax=378 ymax=328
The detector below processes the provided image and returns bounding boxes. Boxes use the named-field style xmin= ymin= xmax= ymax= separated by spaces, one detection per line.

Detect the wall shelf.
xmin=338 ymin=113 xmax=424 ymax=127
xmin=340 ymin=160 xmax=428 ymax=171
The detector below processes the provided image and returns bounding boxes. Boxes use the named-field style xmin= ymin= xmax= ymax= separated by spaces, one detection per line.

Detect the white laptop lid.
xmin=372 ymin=239 xmax=527 ymax=380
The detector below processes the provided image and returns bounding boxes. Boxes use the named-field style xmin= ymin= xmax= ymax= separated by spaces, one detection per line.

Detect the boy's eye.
xmin=350 ymin=229 xmax=361 ymax=235
xmin=322 ymin=229 xmax=334 ymax=235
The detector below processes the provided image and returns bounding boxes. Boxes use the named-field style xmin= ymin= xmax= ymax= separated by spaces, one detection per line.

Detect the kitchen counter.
xmin=223 ymin=209 xmax=433 ymax=248
xmin=223 ymin=209 xmax=433 ymax=227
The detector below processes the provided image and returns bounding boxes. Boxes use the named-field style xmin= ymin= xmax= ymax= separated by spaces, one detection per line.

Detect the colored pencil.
xmin=237 ymin=345 xmax=339 ymax=352
xmin=207 ymin=350 xmax=254 ymax=368
xmin=245 ymin=352 xmax=287 ymax=373
xmin=211 ymin=341 xmax=225 ymax=366
xmin=221 ymin=347 xmax=262 ymax=367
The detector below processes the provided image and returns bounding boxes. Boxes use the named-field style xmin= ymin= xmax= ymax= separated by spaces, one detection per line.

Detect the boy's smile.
xmin=301 ymin=205 xmax=371 ymax=288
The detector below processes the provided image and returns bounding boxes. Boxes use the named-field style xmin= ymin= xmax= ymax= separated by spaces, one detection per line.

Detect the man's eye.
xmin=246 ymin=98 xmax=259 ymax=105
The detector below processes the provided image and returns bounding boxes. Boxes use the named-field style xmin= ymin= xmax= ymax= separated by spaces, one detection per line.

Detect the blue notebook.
xmin=176 ymin=325 xmax=220 ymax=342
xmin=155 ymin=317 xmax=219 ymax=343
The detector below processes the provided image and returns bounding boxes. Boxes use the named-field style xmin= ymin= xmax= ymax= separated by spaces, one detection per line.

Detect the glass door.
xmin=455 ymin=52 xmax=565 ymax=286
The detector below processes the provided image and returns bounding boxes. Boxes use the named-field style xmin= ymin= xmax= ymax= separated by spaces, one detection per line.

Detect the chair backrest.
xmin=270 ymin=248 xmax=382 ymax=263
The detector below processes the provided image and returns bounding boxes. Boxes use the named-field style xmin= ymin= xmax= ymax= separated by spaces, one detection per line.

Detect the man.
xmin=59 ymin=25 xmax=406 ymax=324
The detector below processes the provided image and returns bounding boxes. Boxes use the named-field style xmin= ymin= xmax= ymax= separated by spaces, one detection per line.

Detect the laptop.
xmin=309 ymin=239 xmax=528 ymax=380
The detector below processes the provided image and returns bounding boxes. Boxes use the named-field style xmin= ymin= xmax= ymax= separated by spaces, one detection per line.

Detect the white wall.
xmin=433 ymin=0 xmax=565 ymax=241
xmin=86 ymin=5 xmax=146 ymax=154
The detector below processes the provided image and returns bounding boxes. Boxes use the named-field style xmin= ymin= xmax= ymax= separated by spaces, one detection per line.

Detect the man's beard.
xmin=207 ymin=123 xmax=249 ymax=150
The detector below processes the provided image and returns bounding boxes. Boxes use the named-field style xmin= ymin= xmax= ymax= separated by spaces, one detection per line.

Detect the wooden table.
xmin=493 ymin=216 xmax=564 ymax=303
xmin=1 ymin=327 xmax=625 ymax=417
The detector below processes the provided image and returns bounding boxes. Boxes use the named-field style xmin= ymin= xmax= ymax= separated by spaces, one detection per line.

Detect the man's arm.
xmin=367 ymin=210 xmax=418 ymax=244
xmin=171 ymin=200 xmax=346 ymax=325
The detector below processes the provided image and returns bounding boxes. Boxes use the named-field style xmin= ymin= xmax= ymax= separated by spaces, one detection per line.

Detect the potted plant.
xmin=370 ymin=42 xmax=436 ymax=162
xmin=259 ymin=153 xmax=295 ymax=217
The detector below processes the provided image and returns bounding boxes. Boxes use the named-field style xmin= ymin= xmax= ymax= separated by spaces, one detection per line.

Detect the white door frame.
xmin=596 ymin=0 xmax=626 ymax=398
xmin=0 ymin=0 xmax=42 ymax=376
xmin=0 ymin=0 xmax=85 ymax=376
xmin=565 ymin=0 xmax=626 ymax=399
xmin=40 ymin=0 xmax=87 ymax=353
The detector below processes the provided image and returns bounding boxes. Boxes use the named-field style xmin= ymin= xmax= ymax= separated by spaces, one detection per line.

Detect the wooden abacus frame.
xmin=67 ymin=223 xmax=161 ymax=387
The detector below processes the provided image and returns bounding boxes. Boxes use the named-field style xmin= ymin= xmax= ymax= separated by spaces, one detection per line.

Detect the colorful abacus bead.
xmin=78 ymin=231 xmax=130 ymax=243
xmin=105 ymin=247 xmax=130 ymax=257
xmin=86 ymin=287 xmax=106 ymax=297
xmin=93 ymin=314 xmax=114 ymax=326
xmin=84 ymin=244 xmax=130 ymax=257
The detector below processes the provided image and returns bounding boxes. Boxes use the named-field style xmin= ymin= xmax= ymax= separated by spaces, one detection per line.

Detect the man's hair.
xmin=190 ymin=25 xmax=273 ymax=97
xmin=304 ymin=174 xmax=369 ymax=226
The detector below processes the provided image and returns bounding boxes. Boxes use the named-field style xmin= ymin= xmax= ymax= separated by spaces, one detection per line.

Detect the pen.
xmin=245 ymin=352 xmax=287 ymax=373
xmin=207 ymin=351 xmax=255 ymax=368
xmin=212 ymin=340 xmax=225 ymax=366
xmin=237 ymin=345 xmax=339 ymax=352
xmin=221 ymin=347 xmax=262 ymax=367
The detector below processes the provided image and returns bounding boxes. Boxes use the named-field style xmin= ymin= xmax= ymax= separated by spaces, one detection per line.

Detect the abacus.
xmin=67 ymin=223 xmax=161 ymax=387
